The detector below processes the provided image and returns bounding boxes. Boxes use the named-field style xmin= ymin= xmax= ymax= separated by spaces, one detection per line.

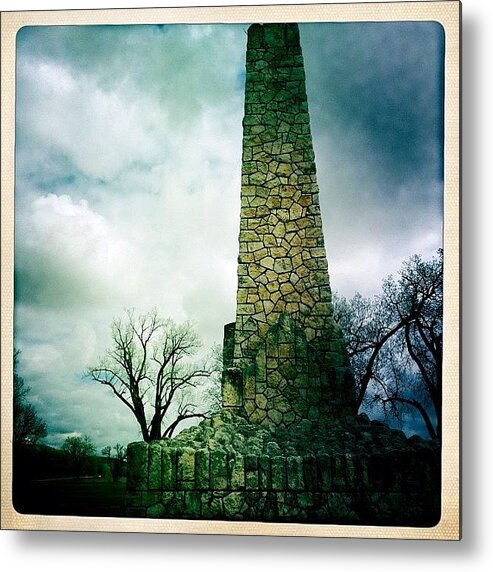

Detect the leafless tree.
xmin=204 ymin=342 xmax=224 ymax=416
xmin=87 ymin=309 xmax=212 ymax=442
xmin=62 ymin=434 xmax=96 ymax=477
xmin=334 ymin=250 xmax=443 ymax=439
xmin=13 ymin=350 xmax=47 ymax=446
xmin=102 ymin=443 xmax=127 ymax=482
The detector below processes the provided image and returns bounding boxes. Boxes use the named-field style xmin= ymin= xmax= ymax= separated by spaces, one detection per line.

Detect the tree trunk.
xmin=148 ymin=413 xmax=163 ymax=441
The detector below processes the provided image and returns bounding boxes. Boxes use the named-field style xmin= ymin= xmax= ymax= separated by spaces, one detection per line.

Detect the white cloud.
xmin=16 ymin=58 xmax=161 ymax=180
xmin=16 ymin=193 xmax=137 ymax=307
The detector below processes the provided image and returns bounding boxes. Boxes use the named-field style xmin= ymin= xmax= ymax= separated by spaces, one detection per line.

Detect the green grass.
xmin=13 ymin=477 xmax=127 ymax=517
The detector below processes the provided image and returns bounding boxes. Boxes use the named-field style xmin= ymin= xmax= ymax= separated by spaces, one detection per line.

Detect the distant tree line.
xmin=12 ymin=353 xmax=129 ymax=483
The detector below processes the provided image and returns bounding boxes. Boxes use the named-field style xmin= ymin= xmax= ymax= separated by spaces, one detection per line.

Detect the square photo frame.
xmin=1 ymin=1 xmax=460 ymax=540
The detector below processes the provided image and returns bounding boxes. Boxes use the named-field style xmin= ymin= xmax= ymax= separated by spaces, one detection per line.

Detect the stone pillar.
xmin=222 ymin=23 xmax=355 ymax=427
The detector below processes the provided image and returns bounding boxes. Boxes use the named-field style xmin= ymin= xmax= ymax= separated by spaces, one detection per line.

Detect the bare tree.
xmin=334 ymin=250 xmax=443 ymax=439
xmin=101 ymin=445 xmax=112 ymax=458
xmin=13 ymin=350 xmax=47 ymax=446
xmin=62 ymin=434 xmax=96 ymax=477
xmin=87 ymin=309 xmax=212 ymax=442
xmin=204 ymin=342 xmax=224 ymax=416
xmin=102 ymin=443 xmax=127 ymax=482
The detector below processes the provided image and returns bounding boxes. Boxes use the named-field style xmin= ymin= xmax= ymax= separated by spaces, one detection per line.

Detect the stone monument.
xmin=222 ymin=23 xmax=355 ymax=427
xmin=125 ymin=23 xmax=440 ymax=526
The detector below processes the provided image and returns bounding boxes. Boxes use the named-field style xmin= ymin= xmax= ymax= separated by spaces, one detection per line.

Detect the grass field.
xmin=13 ymin=477 xmax=127 ymax=517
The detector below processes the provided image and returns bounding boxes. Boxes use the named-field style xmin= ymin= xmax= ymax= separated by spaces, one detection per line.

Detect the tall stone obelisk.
xmin=222 ymin=23 xmax=355 ymax=428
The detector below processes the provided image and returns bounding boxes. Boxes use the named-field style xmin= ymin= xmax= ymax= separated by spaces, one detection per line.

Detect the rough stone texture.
xmin=126 ymin=411 xmax=441 ymax=525
xmin=222 ymin=23 xmax=355 ymax=428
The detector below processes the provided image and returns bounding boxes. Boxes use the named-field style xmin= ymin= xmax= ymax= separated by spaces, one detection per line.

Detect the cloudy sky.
xmin=14 ymin=22 xmax=444 ymax=447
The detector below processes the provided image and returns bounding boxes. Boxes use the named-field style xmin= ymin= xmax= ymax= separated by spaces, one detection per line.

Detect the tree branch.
xmin=381 ymin=396 xmax=437 ymax=440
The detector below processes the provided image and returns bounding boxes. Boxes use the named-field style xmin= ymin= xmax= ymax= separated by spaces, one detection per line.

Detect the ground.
xmin=13 ymin=477 xmax=126 ymax=517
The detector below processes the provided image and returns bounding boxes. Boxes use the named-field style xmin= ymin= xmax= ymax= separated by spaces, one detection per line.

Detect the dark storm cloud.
xmin=301 ymin=22 xmax=445 ymax=191
xmin=299 ymin=22 xmax=444 ymax=296
xmin=16 ymin=24 xmax=247 ymax=126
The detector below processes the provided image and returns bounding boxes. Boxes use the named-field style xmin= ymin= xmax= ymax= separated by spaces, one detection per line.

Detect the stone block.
xmin=238 ymin=274 xmax=256 ymax=287
xmin=260 ymin=256 xmax=275 ymax=270
xmin=266 ymin=196 xmax=281 ymax=209
xmin=222 ymin=367 xmax=242 ymax=408
xmin=237 ymin=303 xmax=255 ymax=315
xmin=278 ymin=361 xmax=298 ymax=381
xmin=161 ymin=447 xmax=176 ymax=490
xmin=223 ymin=492 xmax=245 ymax=518
xmin=271 ymin=456 xmax=287 ymax=490
xmin=307 ymin=387 xmax=321 ymax=406
xmin=183 ymin=491 xmax=202 ymax=518
xmin=283 ymin=411 xmax=296 ymax=426
xmin=259 ymin=455 xmax=272 ymax=490
xmin=195 ymin=449 xmax=210 ymax=490
xmin=345 ymin=453 xmax=356 ymax=488
xmin=247 ymin=241 xmax=264 ymax=252
xmin=317 ymin=454 xmax=332 ymax=491
xmin=148 ymin=442 xmax=162 ymax=490
xmin=255 ymin=393 xmax=268 ymax=410
xmin=249 ymin=125 xmax=266 ymax=135
xmin=141 ymin=490 xmax=159 ymax=505
xmin=303 ymin=455 xmax=318 ymax=491
xmin=273 ymin=221 xmax=286 ymax=238
xmin=268 ymin=409 xmax=283 ymax=425
xmin=210 ymin=450 xmax=228 ymax=490
xmin=201 ymin=493 xmax=224 ymax=519
xmin=332 ymin=455 xmax=346 ymax=490
xmin=250 ymin=408 xmax=267 ymax=424
xmin=228 ymin=454 xmax=245 ymax=490
xmin=244 ymin=398 xmax=256 ymax=417
xmin=297 ymin=492 xmax=314 ymax=510
xmin=126 ymin=441 xmax=148 ymax=491
xmin=245 ymin=455 xmax=259 ymax=489
xmin=253 ymin=248 xmax=269 ymax=262
xmin=177 ymin=447 xmax=196 ymax=490
xmin=243 ymin=365 xmax=256 ymax=398
xmin=146 ymin=502 xmax=165 ymax=518
xmin=279 ymin=343 xmax=295 ymax=358
xmin=161 ymin=491 xmax=184 ymax=517
xmin=290 ymin=203 xmax=303 ymax=220
xmin=247 ymin=24 xmax=263 ymax=49
xmin=287 ymin=456 xmax=304 ymax=490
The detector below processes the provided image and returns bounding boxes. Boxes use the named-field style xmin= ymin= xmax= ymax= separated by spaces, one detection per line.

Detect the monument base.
xmin=126 ymin=410 xmax=440 ymax=526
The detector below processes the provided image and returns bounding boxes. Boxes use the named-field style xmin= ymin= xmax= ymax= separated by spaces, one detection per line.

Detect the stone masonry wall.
xmin=223 ymin=23 xmax=355 ymax=428
xmin=126 ymin=436 xmax=440 ymax=526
